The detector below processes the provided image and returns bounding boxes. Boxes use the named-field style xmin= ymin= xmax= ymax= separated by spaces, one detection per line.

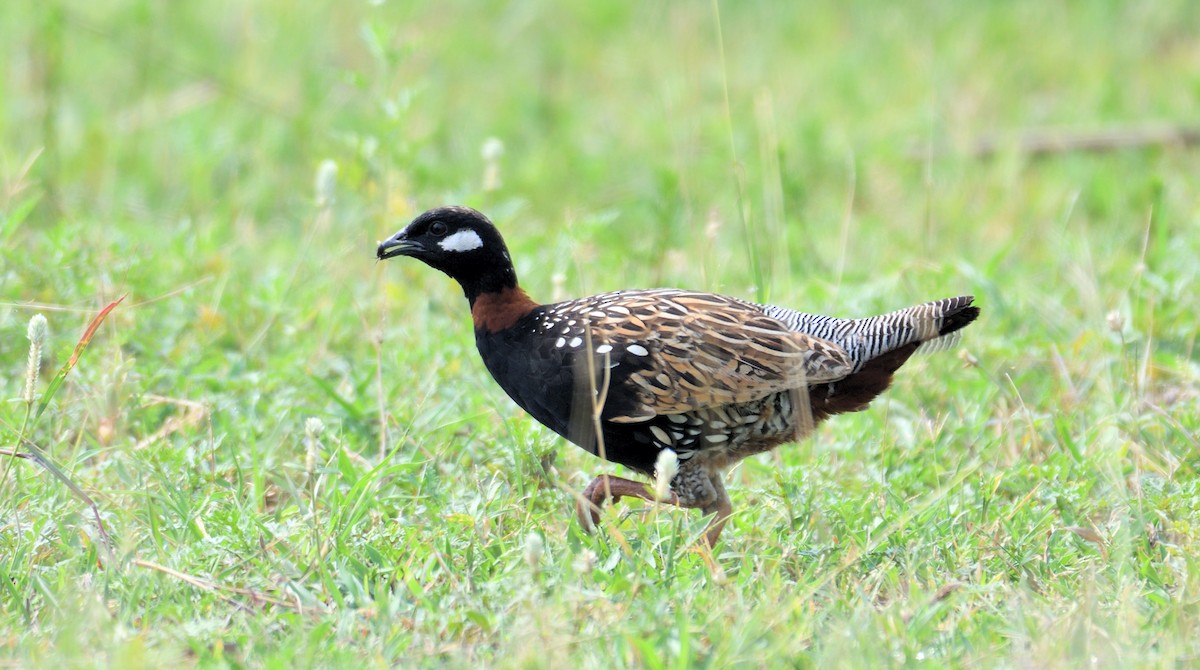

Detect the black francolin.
xmin=378 ymin=206 xmax=979 ymax=546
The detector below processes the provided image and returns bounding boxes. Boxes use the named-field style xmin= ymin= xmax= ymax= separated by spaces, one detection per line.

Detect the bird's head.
xmin=377 ymin=206 xmax=518 ymax=300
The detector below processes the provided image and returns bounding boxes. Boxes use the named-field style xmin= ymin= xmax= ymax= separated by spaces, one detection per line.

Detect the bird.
xmin=377 ymin=206 xmax=979 ymax=547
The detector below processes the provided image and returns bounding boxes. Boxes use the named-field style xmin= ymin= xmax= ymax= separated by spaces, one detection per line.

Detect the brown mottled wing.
xmin=561 ymin=289 xmax=853 ymax=423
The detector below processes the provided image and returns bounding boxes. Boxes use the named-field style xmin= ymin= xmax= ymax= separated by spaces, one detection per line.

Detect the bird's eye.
xmin=429 ymin=222 xmax=448 ymax=236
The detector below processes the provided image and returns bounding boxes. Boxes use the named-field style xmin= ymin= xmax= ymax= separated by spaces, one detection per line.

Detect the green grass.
xmin=3 ymin=0 xmax=1199 ymax=667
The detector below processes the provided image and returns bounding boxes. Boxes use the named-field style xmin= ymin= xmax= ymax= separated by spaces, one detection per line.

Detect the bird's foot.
xmin=576 ymin=474 xmax=662 ymax=532
xmin=575 ymin=474 xmax=730 ymax=549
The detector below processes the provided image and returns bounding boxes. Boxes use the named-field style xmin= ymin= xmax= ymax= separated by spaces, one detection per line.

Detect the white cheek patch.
xmin=438 ymin=229 xmax=484 ymax=252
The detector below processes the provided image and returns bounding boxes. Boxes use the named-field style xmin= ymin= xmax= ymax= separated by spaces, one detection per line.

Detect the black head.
xmin=377 ymin=206 xmax=518 ymax=302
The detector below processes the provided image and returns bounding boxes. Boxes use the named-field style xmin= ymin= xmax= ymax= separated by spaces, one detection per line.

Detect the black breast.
xmin=474 ymin=309 xmax=663 ymax=474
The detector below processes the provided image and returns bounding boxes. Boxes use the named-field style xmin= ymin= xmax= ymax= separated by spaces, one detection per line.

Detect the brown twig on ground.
xmin=132 ymin=559 xmax=325 ymax=615
xmin=912 ymin=124 xmax=1200 ymax=160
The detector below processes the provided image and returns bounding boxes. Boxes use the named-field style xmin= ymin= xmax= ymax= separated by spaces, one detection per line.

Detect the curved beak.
xmin=376 ymin=231 xmax=420 ymax=260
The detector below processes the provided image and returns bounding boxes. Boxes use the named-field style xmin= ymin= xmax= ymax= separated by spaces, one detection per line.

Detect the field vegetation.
xmin=2 ymin=1 xmax=1198 ymax=667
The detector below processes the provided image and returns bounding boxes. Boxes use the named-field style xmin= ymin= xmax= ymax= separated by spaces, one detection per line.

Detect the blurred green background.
xmin=2 ymin=1 xmax=1198 ymax=667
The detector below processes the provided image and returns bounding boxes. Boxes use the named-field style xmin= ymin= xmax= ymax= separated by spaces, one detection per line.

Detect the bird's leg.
xmin=576 ymin=474 xmax=679 ymax=532
xmin=699 ymin=474 xmax=733 ymax=548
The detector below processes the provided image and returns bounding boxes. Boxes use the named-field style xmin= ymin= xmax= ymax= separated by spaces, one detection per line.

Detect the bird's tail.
xmin=844 ymin=296 xmax=979 ymax=369
xmin=763 ymin=296 xmax=979 ymax=371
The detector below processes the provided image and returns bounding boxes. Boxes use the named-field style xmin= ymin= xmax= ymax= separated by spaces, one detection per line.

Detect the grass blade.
xmin=34 ymin=295 xmax=126 ymax=424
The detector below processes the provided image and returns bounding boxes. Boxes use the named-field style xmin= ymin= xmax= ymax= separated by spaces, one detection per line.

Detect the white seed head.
xmin=23 ymin=314 xmax=48 ymax=404
xmin=653 ymin=448 xmax=679 ymax=501
xmin=481 ymin=137 xmax=505 ymax=161
xmin=304 ymin=417 xmax=326 ymax=437
xmin=1106 ymin=309 xmax=1126 ymax=334
xmin=315 ymin=160 xmax=338 ymax=207
xmin=572 ymin=549 xmax=597 ymax=575
xmin=307 ymin=417 xmax=326 ymax=439
xmin=304 ymin=417 xmax=325 ymax=474
xmin=27 ymin=314 xmax=47 ymax=345
xmin=551 ymin=273 xmax=567 ymax=302
xmin=706 ymin=209 xmax=722 ymax=241
xmin=482 ymin=138 xmax=504 ymax=192
xmin=524 ymin=532 xmax=544 ymax=571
